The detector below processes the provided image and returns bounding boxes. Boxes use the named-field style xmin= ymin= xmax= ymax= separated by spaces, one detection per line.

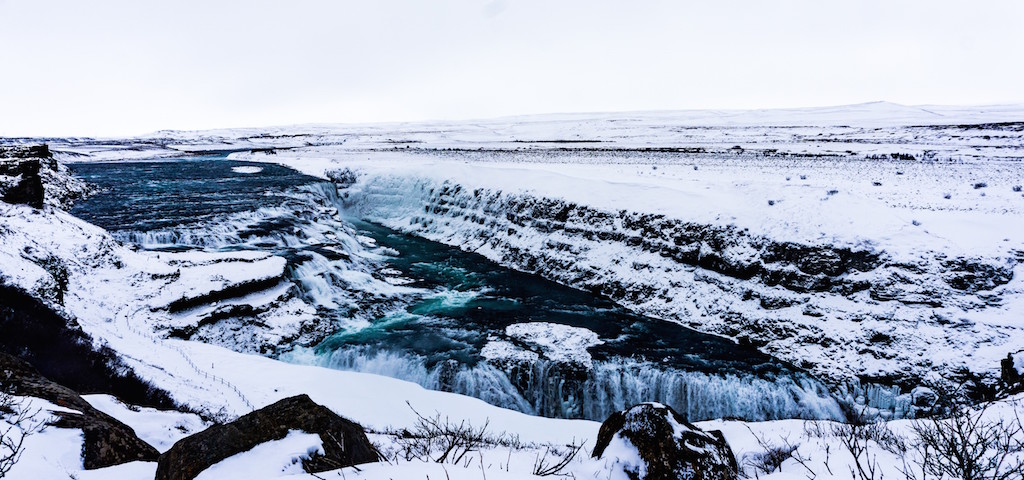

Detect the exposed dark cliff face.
xmin=0 ymin=144 xmax=95 ymax=209
xmin=0 ymin=144 xmax=51 ymax=160
xmin=488 ymin=191 xmax=888 ymax=295
xmin=412 ymin=182 xmax=1013 ymax=308
xmin=0 ymin=156 xmax=45 ymax=208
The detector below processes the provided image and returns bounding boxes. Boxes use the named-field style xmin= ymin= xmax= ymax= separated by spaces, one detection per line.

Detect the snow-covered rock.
xmin=593 ymin=402 xmax=738 ymax=480
xmin=155 ymin=394 xmax=379 ymax=480
xmin=497 ymin=322 xmax=603 ymax=367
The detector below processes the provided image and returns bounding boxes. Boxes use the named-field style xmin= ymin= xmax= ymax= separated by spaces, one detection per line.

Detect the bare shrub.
xmin=901 ymin=401 xmax=1023 ymax=480
xmin=743 ymin=426 xmax=815 ymax=479
xmin=385 ymin=402 xmax=521 ymax=465
xmin=803 ymin=411 xmax=906 ymax=480
xmin=831 ymin=422 xmax=888 ymax=480
xmin=532 ymin=438 xmax=585 ymax=477
xmin=1 ymin=393 xmax=39 ymax=479
xmin=745 ymin=442 xmax=799 ymax=476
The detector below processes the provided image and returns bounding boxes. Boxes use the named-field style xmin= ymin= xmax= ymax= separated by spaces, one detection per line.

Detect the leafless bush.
xmin=901 ymin=401 xmax=1023 ymax=480
xmin=745 ymin=443 xmax=799 ymax=477
xmin=833 ymin=422 xmax=886 ymax=480
xmin=803 ymin=412 xmax=906 ymax=480
xmin=532 ymin=438 xmax=585 ymax=477
xmin=384 ymin=402 xmax=519 ymax=465
xmin=1 ymin=393 xmax=39 ymax=479
xmin=743 ymin=427 xmax=815 ymax=479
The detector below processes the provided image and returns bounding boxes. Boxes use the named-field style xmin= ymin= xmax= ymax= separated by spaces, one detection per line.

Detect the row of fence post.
xmin=122 ymin=306 xmax=255 ymax=411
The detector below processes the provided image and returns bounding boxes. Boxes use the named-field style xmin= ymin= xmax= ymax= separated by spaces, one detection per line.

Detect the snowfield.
xmin=3 ymin=102 xmax=1024 ymax=479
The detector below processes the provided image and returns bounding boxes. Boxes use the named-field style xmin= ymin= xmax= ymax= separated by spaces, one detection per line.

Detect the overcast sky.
xmin=1 ymin=0 xmax=1022 ymax=137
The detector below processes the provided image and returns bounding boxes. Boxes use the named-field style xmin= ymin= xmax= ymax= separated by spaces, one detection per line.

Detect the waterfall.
xmin=287 ymin=345 xmax=846 ymax=422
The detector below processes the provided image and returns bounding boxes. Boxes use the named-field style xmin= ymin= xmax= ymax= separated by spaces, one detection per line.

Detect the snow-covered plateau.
xmin=2 ymin=102 xmax=1024 ymax=479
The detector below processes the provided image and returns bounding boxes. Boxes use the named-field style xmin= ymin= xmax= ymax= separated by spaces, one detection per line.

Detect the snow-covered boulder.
xmin=592 ymin=402 xmax=738 ymax=480
xmin=156 ymin=394 xmax=380 ymax=480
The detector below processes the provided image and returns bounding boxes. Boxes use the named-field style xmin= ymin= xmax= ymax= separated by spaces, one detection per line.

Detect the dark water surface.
xmin=70 ymin=158 xmax=321 ymax=232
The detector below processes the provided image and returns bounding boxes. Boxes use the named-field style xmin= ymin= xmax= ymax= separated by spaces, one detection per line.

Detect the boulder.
xmin=910 ymin=386 xmax=940 ymax=417
xmin=156 ymin=394 xmax=380 ymax=480
xmin=0 ymin=352 xmax=160 ymax=469
xmin=592 ymin=403 xmax=738 ymax=480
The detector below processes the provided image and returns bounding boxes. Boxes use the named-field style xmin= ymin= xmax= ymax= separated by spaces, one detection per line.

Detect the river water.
xmin=70 ymin=158 xmax=846 ymax=422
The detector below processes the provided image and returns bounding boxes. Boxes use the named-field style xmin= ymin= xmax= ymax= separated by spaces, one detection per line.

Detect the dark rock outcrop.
xmin=0 ymin=352 xmax=160 ymax=469
xmin=1001 ymin=352 xmax=1022 ymax=393
xmin=0 ymin=157 xmax=44 ymax=208
xmin=592 ymin=403 xmax=738 ymax=480
xmin=164 ymin=276 xmax=285 ymax=313
xmin=0 ymin=144 xmax=95 ymax=208
xmin=0 ymin=145 xmax=51 ymax=208
xmin=0 ymin=144 xmax=51 ymax=159
xmin=156 ymin=394 xmax=380 ymax=480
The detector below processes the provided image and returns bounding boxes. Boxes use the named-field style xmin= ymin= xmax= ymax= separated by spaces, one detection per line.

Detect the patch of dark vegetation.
xmin=0 ymin=284 xmax=176 ymax=410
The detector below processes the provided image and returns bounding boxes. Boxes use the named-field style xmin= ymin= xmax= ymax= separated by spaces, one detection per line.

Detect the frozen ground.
xmin=3 ymin=102 xmax=1024 ymax=478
